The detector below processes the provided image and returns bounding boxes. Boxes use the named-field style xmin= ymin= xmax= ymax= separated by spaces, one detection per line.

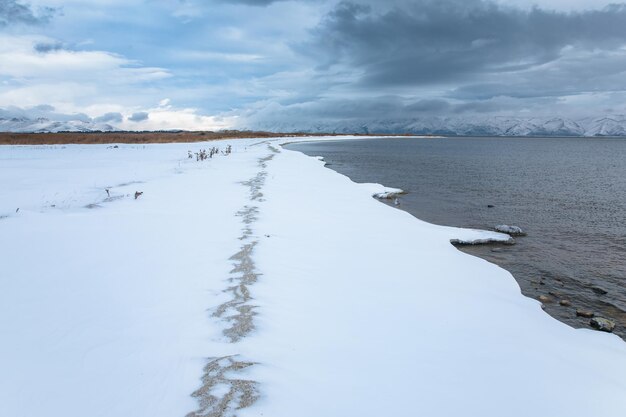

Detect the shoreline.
xmin=254 ymin=140 xmax=626 ymax=416
xmin=285 ymin=137 xmax=626 ymax=339
xmin=1 ymin=136 xmax=626 ymax=416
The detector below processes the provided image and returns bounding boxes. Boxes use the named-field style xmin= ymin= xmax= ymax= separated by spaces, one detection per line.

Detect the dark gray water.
xmin=287 ymin=137 xmax=626 ymax=339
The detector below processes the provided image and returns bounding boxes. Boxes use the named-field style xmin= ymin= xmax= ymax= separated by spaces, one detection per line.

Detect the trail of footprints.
xmin=187 ymin=144 xmax=278 ymax=417
xmin=186 ymin=356 xmax=258 ymax=417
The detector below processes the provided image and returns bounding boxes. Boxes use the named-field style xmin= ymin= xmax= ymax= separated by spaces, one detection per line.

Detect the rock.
xmin=576 ymin=309 xmax=595 ymax=318
xmin=591 ymin=286 xmax=608 ymax=295
xmin=558 ymin=300 xmax=571 ymax=307
xmin=538 ymin=295 xmax=551 ymax=303
xmin=590 ymin=317 xmax=615 ymax=332
xmin=495 ymin=225 xmax=526 ymax=236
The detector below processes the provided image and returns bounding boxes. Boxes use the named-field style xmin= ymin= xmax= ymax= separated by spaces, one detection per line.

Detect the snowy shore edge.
xmin=1 ymin=136 xmax=625 ymax=417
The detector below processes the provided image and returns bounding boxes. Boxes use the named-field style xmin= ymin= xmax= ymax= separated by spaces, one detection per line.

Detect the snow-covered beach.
xmin=1 ymin=136 xmax=626 ymax=417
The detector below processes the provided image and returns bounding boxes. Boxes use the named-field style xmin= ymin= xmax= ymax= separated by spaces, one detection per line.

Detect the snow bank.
xmin=450 ymin=229 xmax=516 ymax=245
xmin=1 ymin=135 xmax=625 ymax=417
xmin=371 ymin=186 xmax=406 ymax=199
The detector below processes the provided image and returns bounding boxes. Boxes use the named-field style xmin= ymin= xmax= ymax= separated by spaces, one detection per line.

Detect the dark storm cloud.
xmin=450 ymin=98 xmax=541 ymax=114
xmin=94 ymin=112 xmax=124 ymax=124
xmin=406 ymin=99 xmax=451 ymax=113
xmin=241 ymin=96 xmax=457 ymax=127
xmin=128 ymin=112 xmax=149 ymax=122
xmin=303 ymin=1 xmax=626 ymax=87
xmin=0 ymin=0 xmax=57 ymax=27
xmin=449 ymin=47 xmax=626 ymax=100
xmin=33 ymin=41 xmax=63 ymax=53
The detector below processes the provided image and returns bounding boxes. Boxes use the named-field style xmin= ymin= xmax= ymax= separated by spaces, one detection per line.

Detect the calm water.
xmin=287 ymin=137 xmax=626 ymax=339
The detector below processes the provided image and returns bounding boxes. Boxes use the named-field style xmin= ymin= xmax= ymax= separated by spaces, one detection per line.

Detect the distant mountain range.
xmin=0 ymin=116 xmax=116 ymax=133
xmin=245 ymin=115 xmax=626 ymax=137
xmin=3 ymin=114 xmax=626 ymax=136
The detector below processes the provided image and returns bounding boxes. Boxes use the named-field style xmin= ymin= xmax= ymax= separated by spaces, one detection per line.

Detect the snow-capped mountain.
xmin=244 ymin=115 xmax=626 ymax=137
xmin=3 ymin=112 xmax=626 ymax=136
xmin=0 ymin=115 xmax=117 ymax=133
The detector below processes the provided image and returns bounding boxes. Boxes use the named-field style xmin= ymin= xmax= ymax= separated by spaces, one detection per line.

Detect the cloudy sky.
xmin=1 ymin=0 xmax=626 ymax=130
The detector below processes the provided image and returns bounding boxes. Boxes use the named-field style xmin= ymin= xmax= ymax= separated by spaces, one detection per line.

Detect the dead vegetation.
xmin=0 ymin=130 xmax=315 ymax=145
xmin=191 ymin=145 xmax=233 ymax=161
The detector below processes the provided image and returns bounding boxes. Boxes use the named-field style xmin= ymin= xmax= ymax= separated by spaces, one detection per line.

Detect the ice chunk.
xmin=495 ymin=224 xmax=526 ymax=236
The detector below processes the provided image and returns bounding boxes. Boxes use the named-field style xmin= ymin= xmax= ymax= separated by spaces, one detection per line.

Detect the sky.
xmin=1 ymin=0 xmax=626 ymax=130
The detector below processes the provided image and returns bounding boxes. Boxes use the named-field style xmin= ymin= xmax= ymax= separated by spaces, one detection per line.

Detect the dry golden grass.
xmin=0 ymin=130 xmax=325 ymax=145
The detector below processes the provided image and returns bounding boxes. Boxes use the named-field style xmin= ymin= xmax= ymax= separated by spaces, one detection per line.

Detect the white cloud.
xmin=0 ymin=102 xmax=236 ymax=132
xmin=0 ymin=34 xmax=176 ymax=118
xmin=118 ymin=106 xmax=236 ymax=131
xmin=0 ymin=35 xmax=170 ymax=82
xmin=172 ymin=50 xmax=264 ymax=63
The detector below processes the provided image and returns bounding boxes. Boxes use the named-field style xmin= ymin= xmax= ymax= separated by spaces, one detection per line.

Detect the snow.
xmin=449 ymin=230 xmax=515 ymax=245
xmin=0 ymin=141 xmax=257 ymax=416
xmin=372 ymin=186 xmax=405 ymax=199
xmin=495 ymin=224 xmax=526 ymax=236
xmin=1 ymin=136 xmax=626 ymax=417
xmin=0 ymin=114 xmax=116 ymax=133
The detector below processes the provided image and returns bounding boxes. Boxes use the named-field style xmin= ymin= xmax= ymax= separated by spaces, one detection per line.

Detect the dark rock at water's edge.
xmin=591 ymin=286 xmax=608 ymax=295
xmin=590 ymin=317 xmax=616 ymax=333
xmin=576 ymin=309 xmax=595 ymax=318
xmin=538 ymin=295 xmax=551 ymax=303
